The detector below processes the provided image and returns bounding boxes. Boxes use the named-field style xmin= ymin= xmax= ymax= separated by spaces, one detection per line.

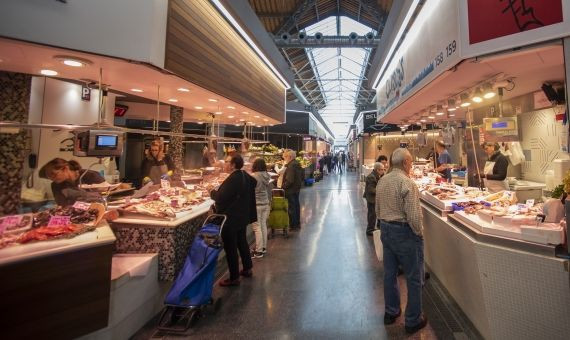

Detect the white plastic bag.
xmin=373 ymin=229 xmax=383 ymax=262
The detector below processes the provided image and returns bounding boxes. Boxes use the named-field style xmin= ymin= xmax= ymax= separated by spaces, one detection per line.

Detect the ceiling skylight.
xmin=304 ymin=16 xmax=375 ymax=139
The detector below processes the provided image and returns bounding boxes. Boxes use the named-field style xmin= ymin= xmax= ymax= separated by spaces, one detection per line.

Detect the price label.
xmin=161 ymin=179 xmax=171 ymax=189
xmin=0 ymin=215 xmax=23 ymax=234
xmin=48 ymin=215 xmax=71 ymax=227
xmin=72 ymin=201 xmax=91 ymax=211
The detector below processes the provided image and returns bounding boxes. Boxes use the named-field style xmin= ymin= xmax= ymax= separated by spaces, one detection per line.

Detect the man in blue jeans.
xmin=376 ymin=148 xmax=427 ymax=334
xmin=282 ymin=150 xmax=303 ymax=229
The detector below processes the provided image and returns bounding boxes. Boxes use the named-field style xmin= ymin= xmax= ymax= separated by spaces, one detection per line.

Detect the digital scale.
xmin=73 ymin=129 xmax=125 ymax=157
xmin=482 ymin=117 xmax=519 ymax=142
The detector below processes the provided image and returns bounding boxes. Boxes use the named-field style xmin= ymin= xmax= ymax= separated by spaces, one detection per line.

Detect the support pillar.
xmin=0 ymin=72 xmax=31 ymax=215
xmin=169 ymin=105 xmax=184 ymax=172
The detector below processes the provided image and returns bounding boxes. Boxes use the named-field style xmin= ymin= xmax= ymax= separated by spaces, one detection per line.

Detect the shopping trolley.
xmin=155 ymin=214 xmax=226 ymax=333
xmin=268 ymin=189 xmax=289 ymax=238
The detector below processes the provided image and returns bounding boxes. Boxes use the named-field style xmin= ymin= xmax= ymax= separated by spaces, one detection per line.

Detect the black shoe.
xmin=405 ymin=315 xmax=428 ymax=334
xmin=383 ymin=310 xmax=401 ymax=325
xmin=240 ymin=269 xmax=253 ymax=278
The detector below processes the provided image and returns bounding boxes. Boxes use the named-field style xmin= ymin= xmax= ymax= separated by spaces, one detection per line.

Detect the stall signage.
xmin=376 ymin=0 xmax=460 ymax=120
xmin=460 ymin=0 xmax=570 ymax=58
xmin=81 ymin=85 xmax=91 ymax=101
xmin=363 ymin=111 xmax=378 ymax=129
xmin=72 ymin=201 xmax=91 ymax=211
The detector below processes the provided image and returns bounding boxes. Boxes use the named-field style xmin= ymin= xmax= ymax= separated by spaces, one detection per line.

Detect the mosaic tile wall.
xmin=111 ymin=213 xmax=208 ymax=281
xmin=0 ymin=72 xmax=31 ymax=216
xmin=169 ymin=105 xmax=184 ymax=172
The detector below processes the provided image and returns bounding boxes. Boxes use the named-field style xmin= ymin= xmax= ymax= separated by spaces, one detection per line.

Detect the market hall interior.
xmin=133 ymin=172 xmax=478 ymax=340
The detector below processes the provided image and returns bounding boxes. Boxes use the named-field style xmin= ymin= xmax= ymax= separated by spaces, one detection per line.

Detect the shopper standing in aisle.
xmin=363 ymin=162 xmax=385 ymax=236
xmin=376 ymin=155 xmax=388 ymax=169
xmin=282 ymin=150 xmax=303 ymax=230
xmin=376 ymin=148 xmax=427 ymax=334
xmin=210 ymin=154 xmax=257 ymax=286
xmin=250 ymin=158 xmax=272 ymax=258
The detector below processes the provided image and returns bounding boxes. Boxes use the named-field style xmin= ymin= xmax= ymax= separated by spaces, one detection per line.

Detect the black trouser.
xmin=221 ymin=223 xmax=252 ymax=280
xmin=367 ymin=202 xmax=376 ymax=232
xmin=286 ymin=192 xmax=301 ymax=227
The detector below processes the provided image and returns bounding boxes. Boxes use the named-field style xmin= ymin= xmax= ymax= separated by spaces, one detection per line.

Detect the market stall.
xmin=413 ymin=170 xmax=569 ymax=339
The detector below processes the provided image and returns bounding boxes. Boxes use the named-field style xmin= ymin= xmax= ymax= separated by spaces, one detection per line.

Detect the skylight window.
xmin=304 ymin=16 xmax=375 ymax=139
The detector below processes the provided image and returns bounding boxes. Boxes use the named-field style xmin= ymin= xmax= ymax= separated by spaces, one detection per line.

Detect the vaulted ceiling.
xmin=249 ymin=0 xmax=392 ymax=111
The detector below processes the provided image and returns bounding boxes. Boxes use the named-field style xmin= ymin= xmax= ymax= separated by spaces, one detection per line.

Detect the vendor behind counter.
xmin=479 ymin=142 xmax=509 ymax=193
xmin=39 ymin=158 xmax=104 ymax=207
xmin=141 ymin=139 xmax=175 ymax=185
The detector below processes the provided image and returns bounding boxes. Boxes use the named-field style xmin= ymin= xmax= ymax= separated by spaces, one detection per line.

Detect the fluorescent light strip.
xmin=371 ymin=0 xmax=421 ymax=89
xmin=211 ymin=0 xmax=291 ymax=90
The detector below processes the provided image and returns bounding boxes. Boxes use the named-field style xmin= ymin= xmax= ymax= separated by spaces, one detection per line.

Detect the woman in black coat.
xmin=210 ymin=154 xmax=257 ymax=286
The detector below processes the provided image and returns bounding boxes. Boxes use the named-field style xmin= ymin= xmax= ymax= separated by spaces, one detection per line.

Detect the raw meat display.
xmin=18 ymin=224 xmax=94 ymax=244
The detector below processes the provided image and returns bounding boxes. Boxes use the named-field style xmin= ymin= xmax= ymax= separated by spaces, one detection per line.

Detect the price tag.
xmin=0 ymin=215 xmax=23 ymax=234
xmin=161 ymin=179 xmax=170 ymax=189
xmin=48 ymin=215 xmax=71 ymax=227
xmin=72 ymin=201 xmax=91 ymax=211
xmin=525 ymin=199 xmax=535 ymax=209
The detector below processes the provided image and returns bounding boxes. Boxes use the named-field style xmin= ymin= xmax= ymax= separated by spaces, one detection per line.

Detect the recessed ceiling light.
xmin=428 ymin=115 xmax=435 ymax=119
xmin=448 ymin=107 xmax=457 ymax=112
xmin=166 ymin=120 xmax=171 ymax=123
xmin=256 ymin=125 xmax=261 ymax=128
xmin=420 ymin=119 xmax=427 ymax=122
xmin=228 ymin=115 xmax=235 ymax=118
xmin=448 ymin=113 xmax=456 ymax=117
xmin=263 ymin=119 xmax=268 ymax=122
xmin=168 ymin=98 xmax=178 ymax=102
xmin=227 ymin=106 xmax=235 ymax=109
xmin=254 ymin=115 xmax=260 ymax=118
xmin=194 ymin=106 xmax=203 ymax=110
xmin=208 ymin=99 xmax=218 ymax=102
xmin=460 ymin=102 xmax=471 ymax=107
xmin=436 ymin=112 xmax=444 ymax=116
xmin=131 ymin=88 xmax=143 ymax=93
xmin=177 ymin=88 xmax=190 ymax=92
xmin=242 ymin=111 xmax=249 ymax=115
xmin=197 ymin=121 xmax=204 ymax=124
xmin=214 ymin=111 xmax=222 ymax=115
xmin=235 ymin=124 xmax=241 ymax=126
xmin=239 ymin=119 xmax=245 ymax=122
xmin=63 ymin=60 xmax=84 ymax=67
xmin=40 ymin=69 xmax=58 ymax=76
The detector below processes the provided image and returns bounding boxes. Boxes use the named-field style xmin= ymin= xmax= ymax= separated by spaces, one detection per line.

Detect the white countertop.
xmin=111 ymin=199 xmax=214 ymax=227
xmin=509 ymin=180 xmax=546 ymax=190
xmin=0 ymin=222 xmax=116 ymax=266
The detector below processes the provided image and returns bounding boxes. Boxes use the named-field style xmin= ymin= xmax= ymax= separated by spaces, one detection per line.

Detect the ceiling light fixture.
xmin=227 ymin=106 xmax=235 ymax=109
xmin=177 ymin=88 xmax=190 ymax=92
xmin=254 ymin=115 xmax=260 ymax=118
xmin=471 ymin=88 xmax=483 ymax=103
xmin=420 ymin=119 xmax=427 ymax=123
xmin=228 ymin=115 xmax=235 ymax=118
xmin=239 ymin=119 xmax=245 ymax=122
xmin=197 ymin=121 xmax=204 ymax=125
xmin=63 ymin=60 xmax=84 ymax=67
xmin=242 ymin=111 xmax=249 ymax=115
xmin=435 ymin=105 xmax=445 ymax=116
xmin=263 ymin=118 xmax=268 ymax=122
xmin=482 ymin=83 xmax=496 ymax=99
xmin=168 ymin=98 xmax=178 ymax=102
xmin=194 ymin=106 xmax=203 ymax=110
xmin=131 ymin=88 xmax=143 ymax=93
xmin=460 ymin=93 xmax=471 ymax=107
xmin=428 ymin=115 xmax=435 ymax=119
xmin=208 ymin=98 xmax=218 ymax=102
xmin=214 ymin=111 xmax=222 ymax=115
xmin=40 ymin=69 xmax=58 ymax=76
xmin=54 ymin=55 xmax=92 ymax=67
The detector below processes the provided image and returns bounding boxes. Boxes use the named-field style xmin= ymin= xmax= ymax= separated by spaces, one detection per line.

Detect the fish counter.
xmin=418 ymin=181 xmax=570 ymax=340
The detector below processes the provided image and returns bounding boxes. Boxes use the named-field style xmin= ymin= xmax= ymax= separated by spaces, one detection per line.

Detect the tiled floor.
xmin=133 ymin=172 xmax=471 ymax=339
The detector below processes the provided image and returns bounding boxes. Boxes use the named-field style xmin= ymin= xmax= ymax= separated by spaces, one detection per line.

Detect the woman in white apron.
xmin=480 ymin=142 xmax=509 ymax=193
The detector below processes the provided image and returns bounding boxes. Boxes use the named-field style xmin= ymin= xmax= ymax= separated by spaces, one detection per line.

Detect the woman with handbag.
xmin=210 ymin=154 xmax=257 ymax=286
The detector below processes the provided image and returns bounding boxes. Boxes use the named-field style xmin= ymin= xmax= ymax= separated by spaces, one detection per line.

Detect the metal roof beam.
xmin=276 ymin=35 xmax=380 ymax=48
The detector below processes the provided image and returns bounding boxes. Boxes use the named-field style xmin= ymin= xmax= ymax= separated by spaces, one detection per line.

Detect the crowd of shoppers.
xmin=318 ymin=151 xmax=348 ymax=174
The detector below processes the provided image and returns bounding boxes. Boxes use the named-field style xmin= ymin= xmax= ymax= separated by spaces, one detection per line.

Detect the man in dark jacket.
xmin=282 ymin=150 xmax=304 ymax=230
xmin=363 ymin=162 xmax=385 ymax=235
xmin=210 ymin=154 xmax=257 ymax=286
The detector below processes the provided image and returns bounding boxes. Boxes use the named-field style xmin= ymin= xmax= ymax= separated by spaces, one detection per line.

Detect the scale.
xmin=73 ymin=129 xmax=125 ymax=157
xmin=482 ymin=117 xmax=518 ymax=142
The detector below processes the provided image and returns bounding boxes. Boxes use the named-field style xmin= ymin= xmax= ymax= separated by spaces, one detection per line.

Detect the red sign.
xmin=114 ymin=104 xmax=129 ymax=117
xmin=468 ymin=0 xmax=563 ymax=44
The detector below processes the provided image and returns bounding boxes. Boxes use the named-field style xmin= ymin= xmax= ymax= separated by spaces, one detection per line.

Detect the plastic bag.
xmin=373 ymin=229 xmax=383 ymax=262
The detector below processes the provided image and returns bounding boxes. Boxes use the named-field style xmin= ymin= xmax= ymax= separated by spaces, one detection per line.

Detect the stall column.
xmin=0 ymin=71 xmax=31 ymax=215
xmin=169 ymin=105 xmax=184 ymax=171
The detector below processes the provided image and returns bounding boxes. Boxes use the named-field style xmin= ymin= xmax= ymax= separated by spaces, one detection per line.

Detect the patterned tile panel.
xmin=169 ymin=106 xmax=184 ymax=171
xmin=111 ymin=213 xmax=208 ymax=281
xmin=0 ymin=72 xmax=31 ymax=216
